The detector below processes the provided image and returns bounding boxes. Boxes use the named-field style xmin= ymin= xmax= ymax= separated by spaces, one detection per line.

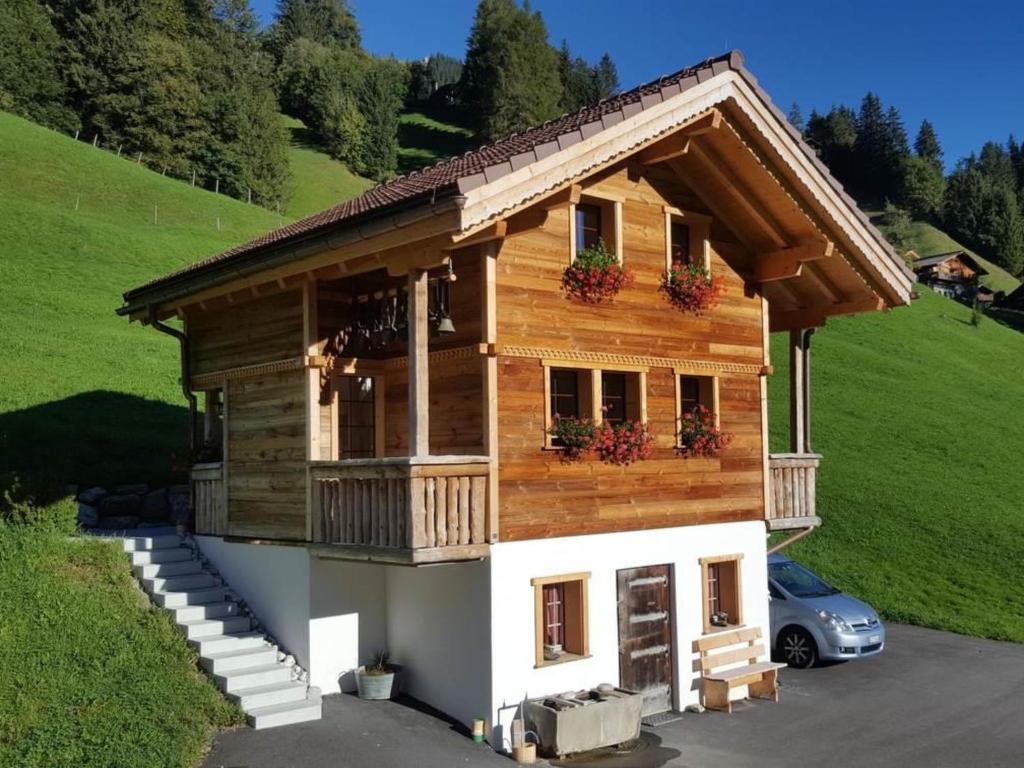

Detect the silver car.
xmin=768 ymin=553 xmax=885 ymax=668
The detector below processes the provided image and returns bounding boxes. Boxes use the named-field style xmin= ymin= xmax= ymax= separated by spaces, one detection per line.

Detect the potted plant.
xmin=548 ymin=415 xmax=597 ymax=462
xmin=355 ymin=650 xmax=399 ymax=700
xmin=593 ymin=419 xmax=655 ymax=465
xmin=561 ymin=240 xmax=633 ymax=304
xmin=659 ymin=260 xmax=722 ymax=314
xmin=678 ymin=405 xmax=729 ymax=458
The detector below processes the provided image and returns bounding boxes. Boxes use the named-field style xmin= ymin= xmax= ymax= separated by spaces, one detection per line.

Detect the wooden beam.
xmin=755 ymin=240 xmax=833 ymax=282
xmin=407 ymin=269 xmax=430 ymax=457
xmin=450 ymin=220 xmax=507 ymax=248
xmin=770 ymin=297 xmax=885 ymax=332
xmin=637 ymin=109 xmax=723 ymax=165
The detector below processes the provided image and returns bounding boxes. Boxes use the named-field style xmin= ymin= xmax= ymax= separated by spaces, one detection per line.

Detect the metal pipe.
xmin=149 ymin=307 xmax=198 ymax=455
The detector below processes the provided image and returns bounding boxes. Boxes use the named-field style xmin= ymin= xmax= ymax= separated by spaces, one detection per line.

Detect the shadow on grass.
xmin=0 ymin=391 xmax=188 ymax=511
xmin=288 ymin=121 xmax=325 ymax=153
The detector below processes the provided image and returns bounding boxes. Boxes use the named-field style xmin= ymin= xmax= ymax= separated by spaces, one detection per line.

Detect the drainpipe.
xmin=149 ymin=306 xmax=198 ymax=455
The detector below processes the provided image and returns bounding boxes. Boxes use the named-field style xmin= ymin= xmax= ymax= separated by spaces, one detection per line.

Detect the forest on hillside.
xmin=0 ymin=0 xmax=617 ymax=208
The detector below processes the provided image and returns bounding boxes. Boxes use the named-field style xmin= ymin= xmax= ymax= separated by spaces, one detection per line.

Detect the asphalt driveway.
xmin=203 ymin=624 xmax=1024 ymax=768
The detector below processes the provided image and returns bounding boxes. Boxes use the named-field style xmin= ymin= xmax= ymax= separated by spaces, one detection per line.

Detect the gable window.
xmin=575 ymin=203 xmax=603 ymax=253
xmin=670 ymin=220 xmax=691 ymax=264
xmin=532 ymin=572 xmax=590 ymax=666
xmin=701 ymin=555 xmax=743 ymax=633
xmin=337 ymin=375 xmax=376 ymax=459
xmin=664 ymin=207 xmax=712 ymax=272
xmin=675 ymin=373 xmax=719 ymax=437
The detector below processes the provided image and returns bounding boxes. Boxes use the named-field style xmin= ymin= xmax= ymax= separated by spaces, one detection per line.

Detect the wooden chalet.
xmin=120 ymin=50 xmax=913 ymax=743
xmin=912 ymin=250 xmax=988 ymax=303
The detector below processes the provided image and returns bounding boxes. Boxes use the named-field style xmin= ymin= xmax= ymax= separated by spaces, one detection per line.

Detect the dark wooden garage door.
xmin=617 ymin=565 xmax=673 ymax=715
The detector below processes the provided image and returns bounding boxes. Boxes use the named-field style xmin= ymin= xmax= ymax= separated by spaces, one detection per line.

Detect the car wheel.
xmin=779 ymin=627 xmax=818 ymax=669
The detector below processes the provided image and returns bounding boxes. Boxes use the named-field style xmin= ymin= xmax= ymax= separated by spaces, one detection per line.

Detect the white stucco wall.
xmin=195 ymin=536 xmax=312 ymax=667
xmin=386 ymin=560 xmax=492 ymax=731
xmin=487 ymin=520 xmax=770 ymax=742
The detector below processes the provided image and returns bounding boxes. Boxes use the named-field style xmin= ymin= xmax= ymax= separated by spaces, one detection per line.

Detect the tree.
xmin=901 ymin=155 xmax=945 ymax=219
xmin=787 ymin=102 xmax=804 ymax=133
xmin=880 ymin=201 xmax=912 ymax=252
xmin=805 ymin=106 xmax=857 ymax=190
xmin=355 ymin=57 xmax=409 ymax=180
xmin=408 ymin=53 xmax=463 ymax=103
xmin=268 ymin=0 xmax=360 ymax=58
xmin=593 ymin=53 xmax=619 ymax=100
xmin=460 ymin=0 xmax=562 ymax=140
xmin=914 ymin=119 xmax=942 ymax=166
xmin=0 ymin=0 xmax=77 ymax=131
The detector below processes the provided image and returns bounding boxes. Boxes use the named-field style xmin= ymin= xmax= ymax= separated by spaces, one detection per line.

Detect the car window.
xmin=768 ymin=561 xmax=839 ymax=598
xmin=768 ymin=581 xmax=785 ymax=600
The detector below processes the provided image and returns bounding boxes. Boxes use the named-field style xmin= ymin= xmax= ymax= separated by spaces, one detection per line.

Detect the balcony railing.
xmin=191 ymin=462 xmax=227 ymax=535
xmin=309 ymin=456 xmax=491 ymax=563
xmin=766 ymin=453 xmax=822 ymax=531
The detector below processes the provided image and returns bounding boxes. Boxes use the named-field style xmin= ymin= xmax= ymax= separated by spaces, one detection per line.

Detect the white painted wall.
xmin=309 ymin=558 xmax=388 ymax=693
xmin=487 ymin=521 xmax=770 ymax=742
xmin=386 ymin=561 xmax=492 ymax=732
xmin=195 ymin=536 xmax=312 ymax=666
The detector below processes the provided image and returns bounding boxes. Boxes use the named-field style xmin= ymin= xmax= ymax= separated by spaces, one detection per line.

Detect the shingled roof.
xmin=122 ymin=49 xmax=910 ymax=311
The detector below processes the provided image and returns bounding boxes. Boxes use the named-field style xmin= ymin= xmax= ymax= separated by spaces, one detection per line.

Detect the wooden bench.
xmin=693 ymin=627 xmax=786 ymax=713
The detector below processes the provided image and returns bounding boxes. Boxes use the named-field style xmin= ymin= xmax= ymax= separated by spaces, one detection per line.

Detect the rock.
xmin=99 ymin=493 xmax=142 ymax=518
xmin=167 ymin=487 xmax=190 ymax=525
xmin=283 ymin=655 xmax=295 ymax=667
xmin=77 ymin=487 xmax=107 ymax=506
xmin=114 ymin=483 xmax=149 ymax=496
xmin=77 ymin=503 xmax=99 ymax=528
xmin=97 ymin=515 xmax=140 ymax=529
xmin=140 ymin=488 xmax=169 ymax=521
xmin=684 ymin=703 xmax=705 ymax=714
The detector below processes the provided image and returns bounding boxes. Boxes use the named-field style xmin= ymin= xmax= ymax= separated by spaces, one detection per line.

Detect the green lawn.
xmin=768 ymin=288 xmax=1024 ymax=643
xmin=0 ymin=110 xmax=290 ymax=506
xmin=281 ymin=115 xmax=372 ymax=219
xmin=0 ymin=502 xmax=242 ymax=767
xmin=397 ymin=106 xmax=474 ymax=175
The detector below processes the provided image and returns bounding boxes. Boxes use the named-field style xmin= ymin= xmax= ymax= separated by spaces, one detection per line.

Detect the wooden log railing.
xmin=191 ymin=462 xmax=227 ymax=535
xmin=309 ymin=456 xmax=490 ymax=561
xmin=767 ymin=453 xmax=822 ymax=530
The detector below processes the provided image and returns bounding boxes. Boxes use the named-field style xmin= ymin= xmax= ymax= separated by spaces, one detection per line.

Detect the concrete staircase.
xmin=119 ymin=528 xmax=321 ymax=729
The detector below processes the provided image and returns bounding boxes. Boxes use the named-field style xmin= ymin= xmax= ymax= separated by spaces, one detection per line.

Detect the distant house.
xmin=997 ymin=284 xmax=1024 ymax=313
xmin=912 ymin=251 xmax=988 ymax=304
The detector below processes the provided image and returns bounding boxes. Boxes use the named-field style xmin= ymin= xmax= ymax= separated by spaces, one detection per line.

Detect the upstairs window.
xmin=664 ymin=206 xmax=712 ymax=272
xmin=670 ymin=220 xmax=691 ymax=264
xmin=338 ymin=375 xmax=376 ymax=459
xmin=550 ymin=368 xmax=582 ymax=420
xmin=575 ymin=203 xmax=603 ymax=254
xmin=676 ymin=373 xmax=719 ymax=433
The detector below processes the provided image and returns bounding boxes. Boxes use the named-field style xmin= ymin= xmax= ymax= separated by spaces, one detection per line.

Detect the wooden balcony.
xmin=191 ymin=462 xmax=227 ymax=535
xmin=766 ymin=453 xmax=822 ymax=531
xmin=308 ymin=456 xmax=491 ymax=564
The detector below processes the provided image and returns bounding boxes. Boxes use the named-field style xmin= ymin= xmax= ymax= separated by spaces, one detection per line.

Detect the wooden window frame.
xmin=673 ymin=369 xmax=720 ymax=447
xmin=663 ymin=206 xmax=711 ymax=273
xmin=542 ymin=360 xmax=648 ymax=449
xmin=330 ymin=369 xmax=386 ymax=460
xmin=699 ymin=554 xmax=744 ymax=634
xmin=531 ymin=572 xmax=591 ymax=667
xmin=569 ymin=189 xmax=623 ymax=264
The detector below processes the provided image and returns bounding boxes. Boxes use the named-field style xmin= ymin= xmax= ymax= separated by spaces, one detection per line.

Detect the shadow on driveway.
xmin=204 ymin=625 xmax=1024 ymax=768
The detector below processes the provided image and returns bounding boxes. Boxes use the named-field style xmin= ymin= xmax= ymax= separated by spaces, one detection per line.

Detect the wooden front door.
xmin=617 ymin=565 xmax=674 ymax=716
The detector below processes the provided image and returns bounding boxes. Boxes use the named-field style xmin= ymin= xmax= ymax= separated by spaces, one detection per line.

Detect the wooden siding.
xmin=226 ymin=367 xmax=307 ymax=539
xmin=495 ymin=164 xmax=766 ymax=541
xmin=189 ymin=289 xmax=303 ymax=376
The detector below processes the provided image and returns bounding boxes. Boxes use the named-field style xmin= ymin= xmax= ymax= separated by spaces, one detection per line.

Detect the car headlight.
xmin=816 ymin=609 xmax=852 ymax=632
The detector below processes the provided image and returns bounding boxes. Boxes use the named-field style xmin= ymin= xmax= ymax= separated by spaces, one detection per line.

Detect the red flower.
xmin=660 ymin=261 xmax=722 ymax=314
xmin=593 ymin=419 xmax=654 ymax=465
xmin=678 ymin=405 xmax=730 ymax=458
xmin=562 ymin=240 xmax=633 ymax=303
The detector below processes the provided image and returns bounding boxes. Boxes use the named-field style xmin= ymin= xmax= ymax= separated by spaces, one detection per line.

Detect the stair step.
xmin=202 ymin=646 xmax=278 ymax=674
xmin=247 ymin=696 xmax=322 ymax=729
xmin=144 ymin=573 xmax=216 ymax=593
xmin=122 ymin=533 xmax=181 ymax=552
xmin=216 ymin=663 xmax=292 ymax=693
xmin=154 ymin=586 xmax=225 ymax=608
xmin=174 ymin=601 xmax=240 ymax=622
xmin=131 ymin=547 xmax=192 ymax=565
xmin=228 ymin=681 xmax=309 ymax=711
xmin=190 ymin=631 xmax=267 ymax=656
xmin=180 ymin=615 xmax=251 ymax=639
xmin=134 ymin=559 xmax=203 ymax=579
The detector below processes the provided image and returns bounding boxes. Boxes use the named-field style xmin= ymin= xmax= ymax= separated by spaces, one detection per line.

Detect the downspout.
xmin=149 ymin=306 xmax=198 ymax=455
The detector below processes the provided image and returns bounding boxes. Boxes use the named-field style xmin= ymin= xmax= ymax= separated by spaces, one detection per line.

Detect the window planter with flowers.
xmin=678 ymin=405 xmax=729 ymax=458
xmin=593 ymin=419 xmax=655 ymax=465
xmin=660 ymin=261 xmax=722 ymax=314
xmin=548 ymin=416 xmax=597 ymax=462
xmin=562 ymin=240 xmax=633 ymax=304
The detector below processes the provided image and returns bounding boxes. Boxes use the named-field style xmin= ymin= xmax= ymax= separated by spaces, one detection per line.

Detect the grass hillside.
xmin=398 ymin=106 xmax=474 ymax=175
xmin=768 ymin=289 xmax=1024 ymax=643
xmin=0 ymin=110 xmax=292 ymax=504
xmin=282 ymin=115 xmax=372 ymax=218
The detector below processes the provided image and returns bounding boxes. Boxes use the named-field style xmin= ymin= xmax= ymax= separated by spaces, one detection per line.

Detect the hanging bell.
xmin=436 ymin=316 xmax=456 ymax=335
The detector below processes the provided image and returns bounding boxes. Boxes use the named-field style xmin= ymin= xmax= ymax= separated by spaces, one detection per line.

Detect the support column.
xmin=481 ymin=243 xmax=500 ymax=543
xmin=408 ymin=269 xmax=430 ymax=457
xmin=788 ymin=329 xmax=805 ymax=454
xmin=803 ymin=329 xmax=814 ymax=452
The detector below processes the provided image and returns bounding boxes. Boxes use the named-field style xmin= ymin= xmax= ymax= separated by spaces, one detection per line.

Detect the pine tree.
xmin=461 ymin=0 xmax=562 ymax=140
xmin=901 ymin=155 xmax=945 ymax=219
xmin=593 ymin=53 xmax=619 ymax=100
xmin=355 ymin=57 xmax=409 ymax=180
xmin=914 ymin=119 xmax=942 ymax=166
xmin=787 ymin=102 xmax=804 ymax=133
xmin=269 ymin=0 xmax=360 ymax=57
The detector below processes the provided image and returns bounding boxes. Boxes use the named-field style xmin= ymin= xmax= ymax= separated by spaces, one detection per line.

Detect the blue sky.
xmin=252 ymin=0 xmax=1024 ymax=167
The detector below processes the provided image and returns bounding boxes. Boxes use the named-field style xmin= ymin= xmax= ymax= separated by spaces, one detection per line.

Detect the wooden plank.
xmin=693 ymin=626 xmax=760 ymax=652
xmin=409 ymin=477 xmax=426 ymax=548
xmin=458 ymin=478 xmax=471 ymax=546
xmin=446 ymin=477 xmax=458 ymax=546
xmin=470 ymin=475 xmax=486 ymax=543
xmin=435 ymin=476 xmax=448 ymax=547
